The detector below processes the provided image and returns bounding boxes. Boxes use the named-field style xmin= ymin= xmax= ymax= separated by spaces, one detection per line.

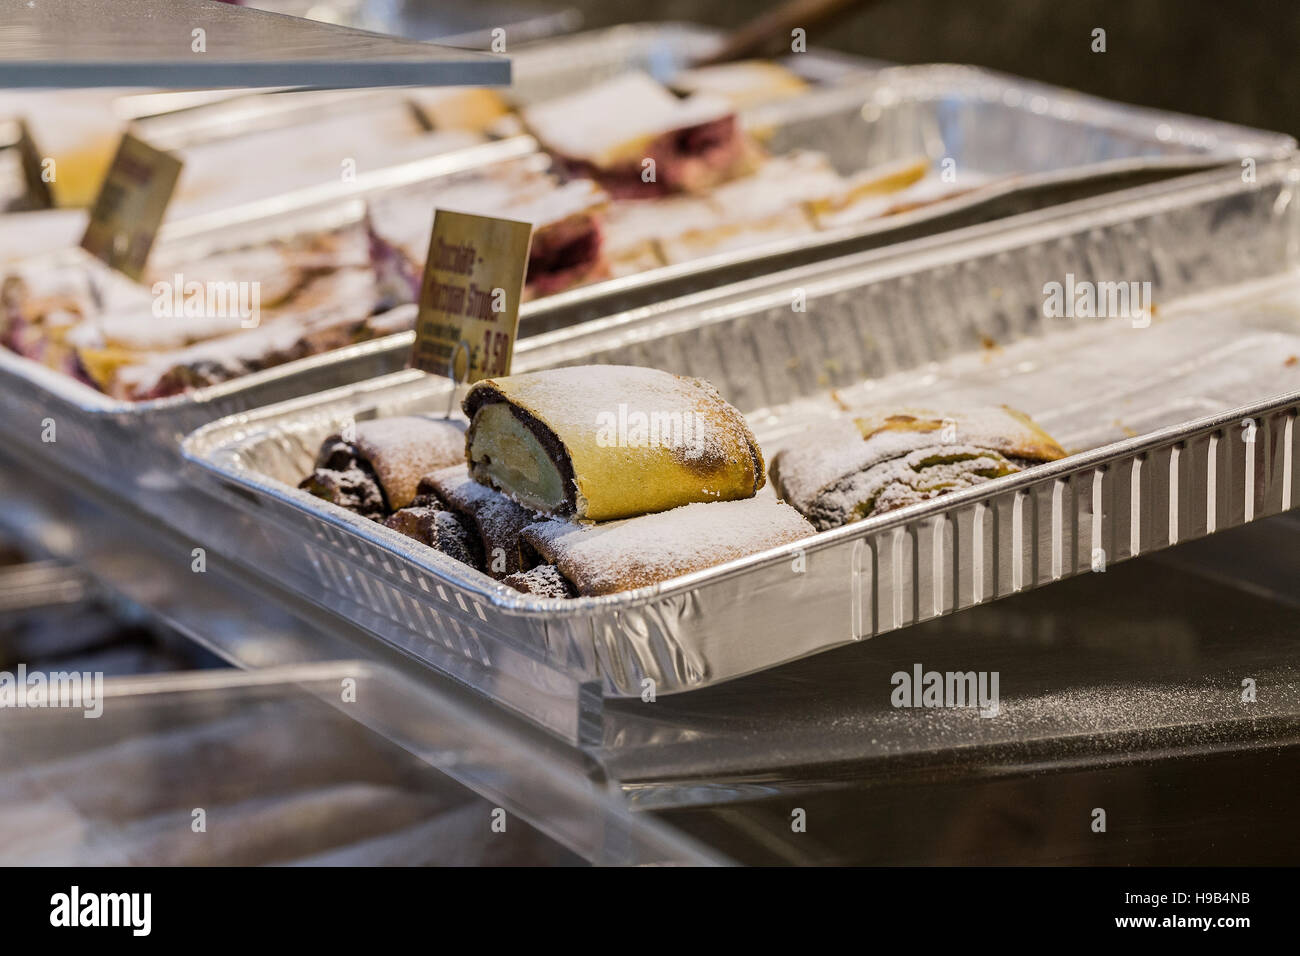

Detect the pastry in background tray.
xmin=521 ymin=72 xmax=759 ymax=198
xmin=770 ymin=406 xmax=1067 ymax=530
xmin=366 ymin=162 xmax=609 ymax=300
xmin=299 ymin=416 xmax=467 ymax=519
xmin=810 ymin=160 xmax=970 ymax=229
xmin=510 ymin=498 xmax=814 ymax=597
xmin=405 ymin=87 xmax=511 ymax=134
xmin=654 ymin=151 xmax=841 ymax=262
xmin=669 ymin=60 xmax=811 ymax=110
xmin=1 ymin=218 xmax=402 ymax=399
xmin=81 ymin=266 xmax=386 ymax=400
xmin=463 ymin=365 xmax=765 ymax=521
xmin=600 ymin=153 xmax=931 ymax=267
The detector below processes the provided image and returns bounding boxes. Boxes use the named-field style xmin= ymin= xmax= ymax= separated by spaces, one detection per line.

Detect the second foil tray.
xmin=181 ymin=158 xmax=1300 ymax=722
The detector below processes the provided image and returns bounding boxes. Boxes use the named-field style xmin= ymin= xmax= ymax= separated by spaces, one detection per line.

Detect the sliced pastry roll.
xmin=514 ymin=498 xmax=814 ymax=597
xmin=521 ymin=73 xmax=756 ymax=197
xmin=463 ymin=365 xmax=765 ymax=522
xmin=770 ymin=406 xmax=1067 ymax=530
xmin=299 ymin=416 xmax=467 ymax=516
xmin=501 ymin=563 xmax=577 ymax=599
xmin=417 ymin=465 xmax=540 ymax=578
xmin=383 ymin=503 xmax=483 ymax=571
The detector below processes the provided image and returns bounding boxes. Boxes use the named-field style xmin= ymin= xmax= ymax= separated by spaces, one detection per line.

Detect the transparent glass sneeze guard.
xmin=181 ymin=158 xmax=1300 ymax=736
xmin=0 ymin=0 xmax=510 ymax=89
xmin=0 ymin=663 xmax=721 ymax=866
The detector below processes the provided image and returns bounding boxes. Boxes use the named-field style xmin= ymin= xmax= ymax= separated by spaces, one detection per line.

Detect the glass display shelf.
xmin=0 ymin=0 xmax=509 ymax=88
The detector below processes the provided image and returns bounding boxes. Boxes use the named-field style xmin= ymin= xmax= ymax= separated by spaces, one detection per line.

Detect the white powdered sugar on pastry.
xmin=522 ymin=498 xmax=813 ymax=596
xmin=422 ymin=464 xmax=541 ymax=576
xmin=521 ymin=72 xmax=734 ymax=168
xmin=770 ymin=406 xmax=1066 ymax=529
xmin=368 ymin=167 xmax=606 ymax=264
xmin=707 ymin=151 xmax=844 ymax=220
xmin=352 ymin=417 xmax=467 ymax=510
xmin=806 ymin=444 xmax=1018 ymax=529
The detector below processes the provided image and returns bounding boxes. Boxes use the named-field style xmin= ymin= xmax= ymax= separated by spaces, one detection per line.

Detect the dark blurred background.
xmin=543 ymin=0 xmax=1296 ymax=135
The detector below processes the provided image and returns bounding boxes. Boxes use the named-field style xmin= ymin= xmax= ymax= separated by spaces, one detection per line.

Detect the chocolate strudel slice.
xmin=463 ymin=365 xmax=765 ymax=522
xmin=299 ymin=416 xmax=467 ymax=516
xmin=417 ymin=465 xmax=540 ymax=578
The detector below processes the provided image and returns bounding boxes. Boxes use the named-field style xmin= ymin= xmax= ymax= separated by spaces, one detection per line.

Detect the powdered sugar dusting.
xmin=425 ymin=464 xmax=541 ymax=576
xmin=523 ymin=498 xmax=813 ymax=596
xmin=772 ymin=406 xmax=1063 ymax=519
xmin=522 ymin=73 xmax=733 ymax=167
xmin=807 ymin=444 xmax=1016 ymax=530
xmin=353 ymin=416 xmax=466 ymax=509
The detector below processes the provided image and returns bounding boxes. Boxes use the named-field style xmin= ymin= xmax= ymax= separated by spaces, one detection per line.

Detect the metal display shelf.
xmin=0 ymin=0 xmax=510 ymax=88
xmin=4 ymin=442 xmax=1299 ymax=864
xmin=0 ymin=447 xmax=720 ymax=866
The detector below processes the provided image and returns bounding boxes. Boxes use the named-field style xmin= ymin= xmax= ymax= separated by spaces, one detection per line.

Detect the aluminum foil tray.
xmin=505 ymin=21 xmax=883 ymax=105
xmin=4 ymin=52 xmax=1292 ymax=513
xmin=0 ymin=142 xmax=548 ymax=497
xmin=0 ymin=22 xmax=869 ymax=211
xmin=0 ymin=23 xmax=882 ymax=497
xmin=181 ymin=159 xmax=1300 ymax=712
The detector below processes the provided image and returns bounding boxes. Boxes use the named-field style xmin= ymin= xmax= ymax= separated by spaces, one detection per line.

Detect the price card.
xmin=410 ymin=209 xmax=533 ymax=384
xmin=80 ymin=132 xmax=182 ymax=281
xmin=14 ymin=119 xmax=54 ymax=210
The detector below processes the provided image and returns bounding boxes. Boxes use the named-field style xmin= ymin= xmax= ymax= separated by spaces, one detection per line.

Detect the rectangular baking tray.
xmin=0 ymin=23 xmax=879 ymax=487
xmin=3 ymin=31 xmax=1293 ymax=511
xmin=0 ymin=22 xmax=870 ymax=210
xmin=0 ymin=143 xmax=545 ymax=499
xmin=181 ymin=157 xmax=1300 ymax=714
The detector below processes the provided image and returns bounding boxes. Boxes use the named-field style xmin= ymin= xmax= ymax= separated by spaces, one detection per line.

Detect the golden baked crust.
xmin=464 ymin=365 xmax=765 ymax=521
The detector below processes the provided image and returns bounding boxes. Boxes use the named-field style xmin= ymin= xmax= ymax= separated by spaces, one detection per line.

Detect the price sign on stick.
xmin=410 ymin=209 xmax=533 ymax=386
xmin=80 ymin=132 xmax=182 ymax=281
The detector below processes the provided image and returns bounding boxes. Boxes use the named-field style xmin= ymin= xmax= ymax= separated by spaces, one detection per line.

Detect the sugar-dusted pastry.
xmin=670 ymin=60 xmax=810 ymax=110
xmin=807 ymin=156 xmax=933 ymax=228
xmin=366 ymin=163 xmax=609 ymax=300
xmin=418 ymin=465 xmax=539 ymax=578
xmin=406 ymin=87 xmax=511 ymax=133
xmin=769 ymin=406 xmax=1067 ymax=530
xmin=383 ymin=504 xmax=483 ymax=570
xmin=521 ymin=73 xmax=756 ymax=197
xmin=299 ymin=416 xmax=467 ymax=514
xmin=519 ymin=498 xmax=814 ymax=597
xmin=463 ymin=365 xmax=765 ymax=522
xmin=501 ymin=563 xmax=577 ymax=599
xmin=299 ymin=461 xmax=387 ymax=522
